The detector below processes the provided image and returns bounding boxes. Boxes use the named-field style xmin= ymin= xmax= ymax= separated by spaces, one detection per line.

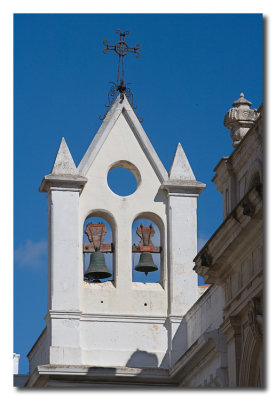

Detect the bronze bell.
xmin=134 ymin=252 xmax=158 ymax=276
xmin=84 ymin=248 xmax=112 ymax=281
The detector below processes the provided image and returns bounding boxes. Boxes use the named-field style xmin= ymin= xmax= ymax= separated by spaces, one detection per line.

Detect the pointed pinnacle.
xmin=169 ymin=143 xmax=196 ymax=181
xmin=51 ymin=137 xmax=77 ymax=175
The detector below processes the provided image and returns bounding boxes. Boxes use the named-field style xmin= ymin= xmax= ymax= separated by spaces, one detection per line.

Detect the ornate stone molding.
xmin=200 ymin=248 xmax=212 ymax=267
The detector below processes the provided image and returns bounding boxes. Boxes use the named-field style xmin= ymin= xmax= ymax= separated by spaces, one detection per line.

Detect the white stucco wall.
xmin=48 ymin=189 xmax=81 ymax=311
xmin=167 ymin=195 xmax=198 ymax=315
xmin=79 ymin=112 xmax=168 ymax=317
xmin=29 ymin=94 xmax=203 ymax=372
xmin=185 ymin=285 xmax=224 ymax=348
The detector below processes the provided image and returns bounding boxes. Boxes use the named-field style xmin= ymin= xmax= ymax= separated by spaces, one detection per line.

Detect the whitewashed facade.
xmin=26 ymin=93 xmax=205 ymax=387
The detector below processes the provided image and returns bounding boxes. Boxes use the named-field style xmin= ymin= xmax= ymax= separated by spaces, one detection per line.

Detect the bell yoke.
xmin=83 ymin=222 xmax=160 ymax=282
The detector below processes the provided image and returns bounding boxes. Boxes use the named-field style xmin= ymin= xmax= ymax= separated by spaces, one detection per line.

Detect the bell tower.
xmin=28 ymin=31 xmax=205 ymax=381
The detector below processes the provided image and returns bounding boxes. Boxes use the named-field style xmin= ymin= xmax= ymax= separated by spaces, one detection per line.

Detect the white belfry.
xmin=28 ymin=93 xmax=205 ymax=378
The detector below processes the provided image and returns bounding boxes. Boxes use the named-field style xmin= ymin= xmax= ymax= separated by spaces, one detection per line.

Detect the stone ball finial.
xmin=224 ymin=92 xmax=259 ymax=148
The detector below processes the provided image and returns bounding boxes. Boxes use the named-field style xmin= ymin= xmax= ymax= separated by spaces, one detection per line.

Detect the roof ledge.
xmin=39 ymin=174 xmax=88 ymax=193
xmin=161 ymin=180 xmax=206 ymax=196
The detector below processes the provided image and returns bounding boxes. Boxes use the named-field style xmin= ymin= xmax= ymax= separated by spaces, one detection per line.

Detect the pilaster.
xmin=38 ymin=138 xmax=87 ymax=365
xmin=161 ymin=143 xmax=205 ymax=316
xmin=44 ymin=183 xmax=86 ymax=310
xmin=220 ymin=316 xmax=241 ymax=387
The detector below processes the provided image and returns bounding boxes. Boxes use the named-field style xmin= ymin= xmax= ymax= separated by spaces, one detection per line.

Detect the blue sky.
xmin=14 ymin=14 xmax=263 ymax=374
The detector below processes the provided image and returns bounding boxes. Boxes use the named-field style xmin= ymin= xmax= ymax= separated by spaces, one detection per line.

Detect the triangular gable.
xmin=78 ymin=94 xmax=168 ymax=183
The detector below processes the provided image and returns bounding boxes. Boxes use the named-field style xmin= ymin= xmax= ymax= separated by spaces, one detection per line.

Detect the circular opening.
xmin=107 ymin=168 xmax=137 ymax=197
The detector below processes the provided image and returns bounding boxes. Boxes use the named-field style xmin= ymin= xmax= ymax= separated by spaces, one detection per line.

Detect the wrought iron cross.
xmin=103 ymin=29 xmax=141 ymax=92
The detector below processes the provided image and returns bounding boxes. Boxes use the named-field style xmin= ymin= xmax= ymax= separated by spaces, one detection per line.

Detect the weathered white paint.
xmin=29 ymin=93 xmax=204 ymax=377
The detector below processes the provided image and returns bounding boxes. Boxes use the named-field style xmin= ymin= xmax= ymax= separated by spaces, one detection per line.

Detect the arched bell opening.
xmin=83 ymin=211 xmax=116 ymax=284
xmin=132 ymin=214 xmax=164 ymax=284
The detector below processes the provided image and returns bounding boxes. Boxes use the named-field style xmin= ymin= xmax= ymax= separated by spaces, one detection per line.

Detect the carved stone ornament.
xmin=200 ymin=249 xmax=212 ymax=267
xmin=242 ymin=199 xmax=255 ymax=217
xmin=248 ymin=297 xmax=263 ymax=340
xmin=224 ymin=93 xmax=260 ymax=148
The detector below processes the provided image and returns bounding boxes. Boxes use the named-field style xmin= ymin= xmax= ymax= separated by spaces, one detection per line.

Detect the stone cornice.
xmin=212 ymin=157 xmax=234 ymax=192
xmin=160 ymin=180 xmax=206 ymax=196
xmin=80 ymin=313 xmax=167 ymax=324
xmin=39 ymin=174 xmax=88 ymax=193
xmin=45 ymin=309 xmax=167 ymax=324
xmin=47 ymin=310 xmax=82 ymax=319
xmin=193 ymin=184 xmax=262 ymax=284
xmin=26 ymin=364 xmax=172 ymax=387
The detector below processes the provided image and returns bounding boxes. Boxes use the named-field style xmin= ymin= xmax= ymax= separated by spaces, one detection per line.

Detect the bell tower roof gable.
xmin=77 ymin=94 xmax=168 ymax=183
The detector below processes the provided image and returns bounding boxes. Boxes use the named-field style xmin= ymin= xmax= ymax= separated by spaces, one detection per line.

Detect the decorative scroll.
xmin=132 ymin=224 xmax=161 ymax=253
xmin=83 ymin=223 xmax=113 ymax=253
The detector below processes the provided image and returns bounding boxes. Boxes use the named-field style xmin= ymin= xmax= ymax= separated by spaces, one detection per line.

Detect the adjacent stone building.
xmin=22 ymin=92 xmax=263 ymax=388
xmin=184 ymin=94 xmax=263 ymax=387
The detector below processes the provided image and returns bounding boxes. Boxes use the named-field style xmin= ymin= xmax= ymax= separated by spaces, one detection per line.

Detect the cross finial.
xmin=103 ymin=29 xmax=141 ymax=92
